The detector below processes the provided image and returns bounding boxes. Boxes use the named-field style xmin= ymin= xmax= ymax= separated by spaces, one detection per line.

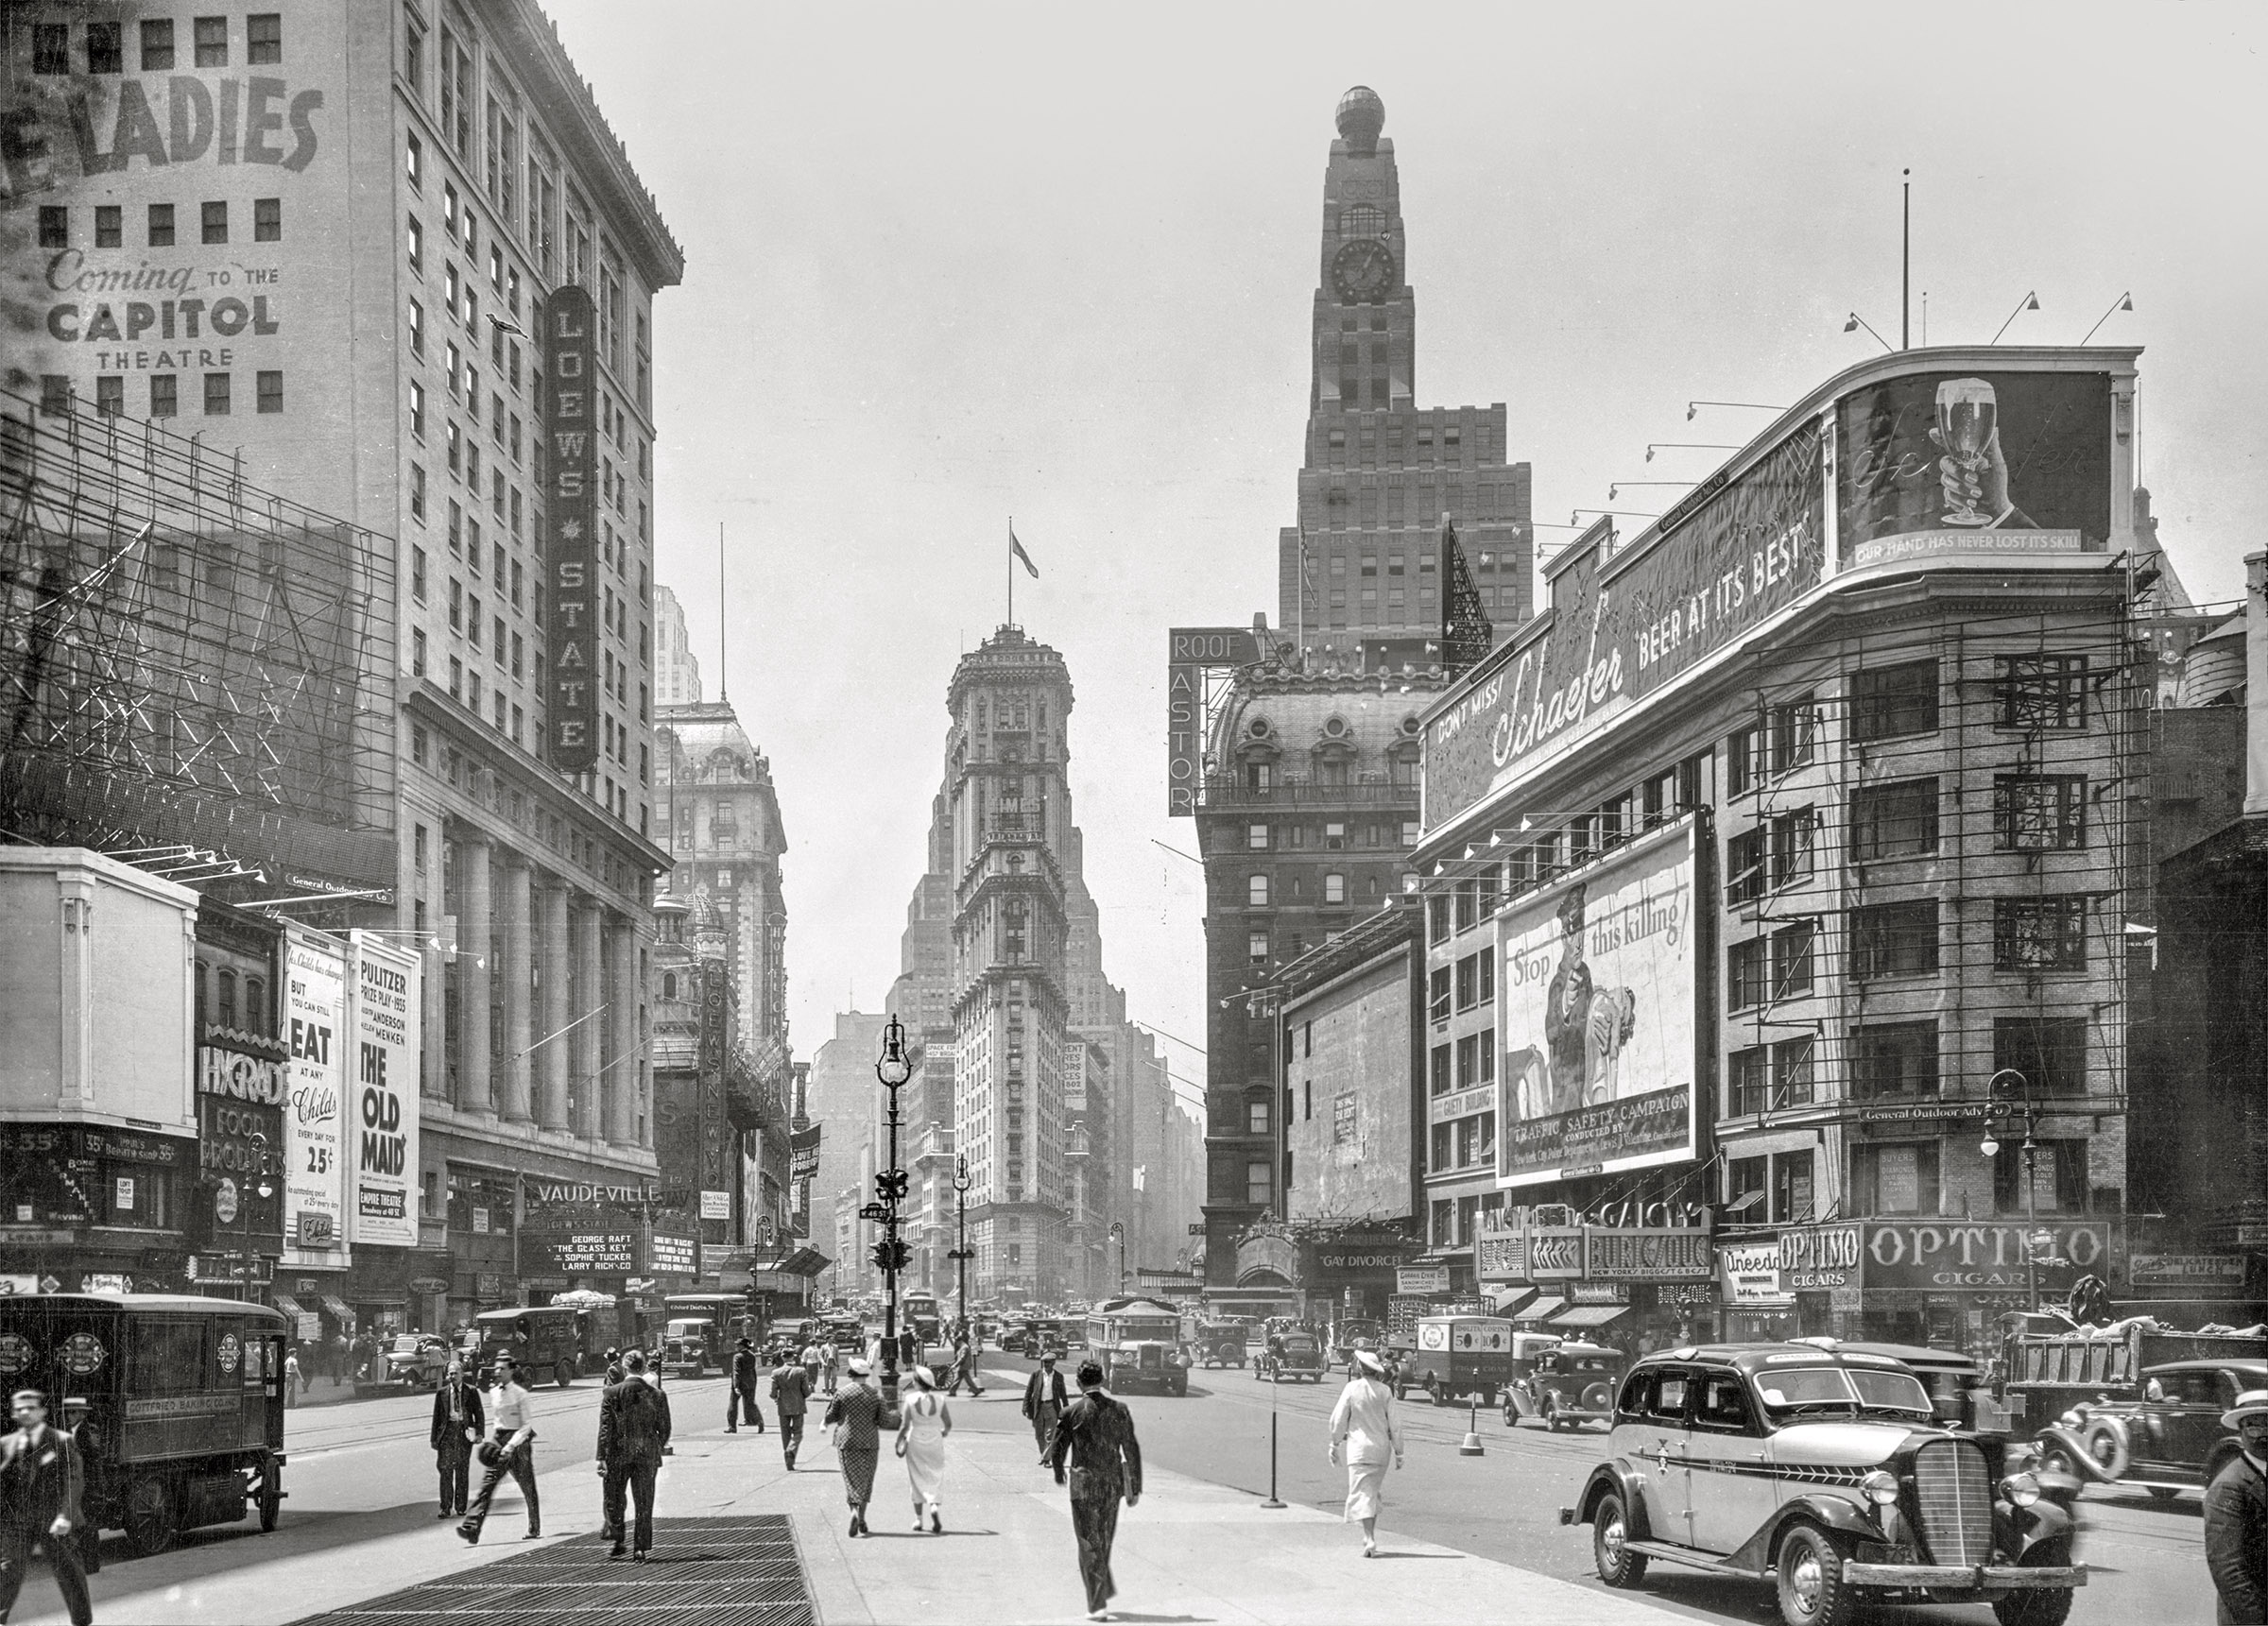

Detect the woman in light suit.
xmin=1328 ymin=1347 xmax=1402 ymax=1557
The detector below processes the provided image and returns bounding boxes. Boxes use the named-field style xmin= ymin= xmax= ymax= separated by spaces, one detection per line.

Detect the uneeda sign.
xmin=543 ymin=285 xmax=598 ymax=774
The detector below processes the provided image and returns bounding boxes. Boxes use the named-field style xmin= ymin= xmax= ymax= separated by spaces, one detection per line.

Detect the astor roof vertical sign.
xmin=545 ymin=286 xmax=599 ymax=774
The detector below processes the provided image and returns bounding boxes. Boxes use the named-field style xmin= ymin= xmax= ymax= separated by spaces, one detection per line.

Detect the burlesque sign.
xmin=543 ymin=285 xmax=598 ymax=773
xmin=1425 ymin=427 xmax=1825 ymax=827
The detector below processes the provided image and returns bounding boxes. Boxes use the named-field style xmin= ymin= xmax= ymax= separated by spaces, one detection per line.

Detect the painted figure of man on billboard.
xmin=1542 ymin=887 xmax=1592 ymax=1117
xmin=1585 ymin=985 xmax=1640 ymax=1105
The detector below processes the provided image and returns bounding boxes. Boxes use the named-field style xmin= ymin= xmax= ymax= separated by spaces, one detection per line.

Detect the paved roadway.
xmin=983 ymin=1350 xmax=2219 ymax=1626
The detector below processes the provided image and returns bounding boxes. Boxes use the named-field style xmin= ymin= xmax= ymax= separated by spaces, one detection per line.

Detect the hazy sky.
xmin=547 ymin=1 xmax=2268 ymax=1099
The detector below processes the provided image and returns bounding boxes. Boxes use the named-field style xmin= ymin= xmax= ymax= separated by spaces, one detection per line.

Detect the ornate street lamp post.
xmin=1109 ymin=1220 xmax=1127 ymax=1296
xmin=226 ymin=1131 xmax=276 ymax=1303
xmin=948 ymin=1154 xmax=974 ymax=1338
xmin=866 ymin=1016 xmax=914 ymax=1411
xmin=1980 ymin=1068 xmax=2065 ymax=1313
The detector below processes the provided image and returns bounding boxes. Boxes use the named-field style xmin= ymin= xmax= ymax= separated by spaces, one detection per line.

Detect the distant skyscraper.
xmin=1280 ymin=86 xmax=1532 ymax=652
xmin=656 ymin=586 xmax=704 ymax=706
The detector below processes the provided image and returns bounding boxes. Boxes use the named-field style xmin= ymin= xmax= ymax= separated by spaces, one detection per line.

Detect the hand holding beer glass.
xmin=1930 ymin=378 xmax=2008 ymax=526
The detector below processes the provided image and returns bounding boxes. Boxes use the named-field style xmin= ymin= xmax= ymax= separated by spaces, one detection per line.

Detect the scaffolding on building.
xmin=0 ymin=387 xmax=396 ymax=887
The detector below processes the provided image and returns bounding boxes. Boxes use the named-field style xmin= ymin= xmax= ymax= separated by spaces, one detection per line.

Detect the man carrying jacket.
xmin=769 ymin=1346 xmax=811 ymax=1471
xmin=2207 ymin=1389 xmax=2268 ymax=1626
xmin=727 ymin=1337 xmax=765 ymax=1434
xmin=598 ymin=1350 xmax=674 ymax=1562
xmin=0 ymin=1389 xmax=92 ymax=1626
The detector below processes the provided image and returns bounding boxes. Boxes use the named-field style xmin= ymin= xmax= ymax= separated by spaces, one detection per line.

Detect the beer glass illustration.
xmin=1933 ymin=378 xmax=1999 ymax=526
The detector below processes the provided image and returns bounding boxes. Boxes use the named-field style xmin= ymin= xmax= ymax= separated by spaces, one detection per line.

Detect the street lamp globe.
xmin=1980 ymin=1136 xmax=2000 ymax=1157
xmin=875 ymin=1014 xmax=912 ymax=1088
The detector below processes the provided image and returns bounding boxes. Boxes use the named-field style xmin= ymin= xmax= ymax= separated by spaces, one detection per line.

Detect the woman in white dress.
xmin=1328 ymin=1348 xmax=1402 ymax=1556
xmin=896 ymin=1364 xmax=954 ymax=1532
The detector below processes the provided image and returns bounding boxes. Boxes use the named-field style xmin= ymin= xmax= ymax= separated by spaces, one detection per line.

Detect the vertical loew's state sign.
xmin=282 ymin=929 xmax=348 ymax=1268
xmin=544 ymin=284 xmax=598 ymax=773
xmin=348 ymin=933 xmax=421 ymax=1247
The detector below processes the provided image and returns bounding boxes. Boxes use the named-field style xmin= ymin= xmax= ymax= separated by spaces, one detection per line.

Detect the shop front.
xmin=1479 ymin=1212 xmax=1716 ymax=1351
xmin=1715 ymin=1223 xmax=1864 ymax=1344
xmin=2123 ymin=1251 xmax=2264 ymax=1327
xmin=1854 ymin=1218 xmax=2122 ymax=1356
xmin=0 ymin=1122 xmax=198 ymax=1295
xmin=1299 ymin=1227 xmax=1422 ymax=1324
xmin=193 ymin=1038 xmax=288 ymax=1301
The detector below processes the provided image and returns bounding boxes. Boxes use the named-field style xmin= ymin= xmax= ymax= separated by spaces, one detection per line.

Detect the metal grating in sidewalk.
xmin=290 ymin=1515 xmax=815 ymax=1626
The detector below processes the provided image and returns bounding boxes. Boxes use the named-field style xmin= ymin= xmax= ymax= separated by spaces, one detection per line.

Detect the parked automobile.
xmin=1395 ymin=1315 xmax=1523 ymax=1409
xmin=1193 ymin=1319 xmax=1251 ymax=1369
xmin=1256 ymin=1326 xmax=1326 ymax=1384
xmin=382 ymin=1333 xmax=451 ymax=1390
xmin=0 ymin=1293 xmax=289 ymax=1556
xmin=1515 ymin=1340 xmax=1623 ymax=1430
xmin=2035 ymin=1357 xmax=2268 ymax=1501
xmin=1561 ymin=1344 xmax=2085 ymax=1626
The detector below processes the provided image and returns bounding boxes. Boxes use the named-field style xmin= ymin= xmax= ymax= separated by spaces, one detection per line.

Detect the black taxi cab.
xmin=1560 ymin=1344 xmax=2084 ymax=1626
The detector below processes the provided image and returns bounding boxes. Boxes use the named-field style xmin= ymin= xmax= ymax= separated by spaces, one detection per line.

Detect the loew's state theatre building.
xmin=1410 ymin=346 xmax=2147 ymax=1356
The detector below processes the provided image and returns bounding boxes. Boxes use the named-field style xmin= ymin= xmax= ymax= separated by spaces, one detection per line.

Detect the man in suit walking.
xmin=1022 ymin=1350 xmax=1069 ymax=1465
xmin=1050 ymin=1360 xmax=1143 ymax=1623
xmin=726 ymin=1337 xmax=765 ymax=1433
xmin=0 ymin=1389 xmax=93 ymax=1626
xmin=429 ymin=1354 xmax=486 ymax=1518
xmin=598 ymin=1350 xmax=673 ymax=1562
xmin=769 ymin=1345 xmax=811 ymax=1470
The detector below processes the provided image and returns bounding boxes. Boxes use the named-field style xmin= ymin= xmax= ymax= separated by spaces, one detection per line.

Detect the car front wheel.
xmin=1991 ymin=1542 xmax=2077 ymax=1626
xmin=1776 ymin=1523 xmax=1855 ymax=1626
xmin=1590 ymin=1491 xmax=1647 ymax=1588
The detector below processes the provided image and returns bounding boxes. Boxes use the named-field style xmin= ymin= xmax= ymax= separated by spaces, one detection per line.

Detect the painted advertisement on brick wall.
xmin=282 ymin=929 xmax=348 ymax=1269
xmin=1496 ymin=819 xmax=1698 ymax=1189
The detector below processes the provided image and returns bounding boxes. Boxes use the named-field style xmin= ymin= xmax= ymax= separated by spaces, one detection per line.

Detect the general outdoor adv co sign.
xmin=543 ymin=285 xmax=599 ymax=774
xmin=1495 ymin=817 xmax=1699 ymax=1188
xmin=282 ymin=930 xmax=348 ymax=1269
xmin=348 ymin=934 xmax=421 ymax=1248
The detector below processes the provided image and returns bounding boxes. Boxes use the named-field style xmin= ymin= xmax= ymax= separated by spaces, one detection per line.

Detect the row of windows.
xmin=1729 ymin=655 xmax=2090 ymax=784
xmin=1727 ymin=778 xmax=2089 ymax=908
xmin=1425 ymin=1027 xmax=1498 ymax=1095
xmin=1730 ymin=1136 xmax=2090 ymax=1226
xmin=29 ymin=14 xmax=280 ymax=74
xmin=1246 ymin=871 xmax=1352 ymax=907
xmin=37 ymin=199 xmax=280 ymax=248
xmin=1725 ymin=1013 xmax=2088 ymax=1122
xmin=42 ymin=371 xmax=281 ymax=417
xmin=1425 ymin=947 xmax=1496 ymax=1023
xmin=1248 ymin=819 xmax=1420 ymax=851
xmin=1729 ymin=894 xmax=2092 ymax=1006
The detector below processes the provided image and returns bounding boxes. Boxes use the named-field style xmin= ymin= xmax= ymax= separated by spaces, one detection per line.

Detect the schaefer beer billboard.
xmin=1496 ymin=816 xmax=1699 ymax=1189
xmin=347 ymin=934 xmax=421 ymax=1248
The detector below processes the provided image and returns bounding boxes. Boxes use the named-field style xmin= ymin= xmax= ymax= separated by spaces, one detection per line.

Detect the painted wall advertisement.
xmin=282 ymin=930 xmax=347 ymax=1270
xmin=347 ymin=935 xmax=421 ymax=1248
xmin=1838 ymin=370 xmax=2112 ymax=567
xmin=1425 ymin=427 xmax=1824 ymax=827
xmin=1496 ymin=819 xmax=1699 ymax=1188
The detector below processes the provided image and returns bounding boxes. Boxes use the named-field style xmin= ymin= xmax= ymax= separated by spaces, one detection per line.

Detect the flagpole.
xmin=1007 ymin=518 xmax=1013 ymax=628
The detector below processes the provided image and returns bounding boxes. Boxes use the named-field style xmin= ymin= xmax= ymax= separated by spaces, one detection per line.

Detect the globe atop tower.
xmin=1335 ymin=85 xmax=1384 ymax=154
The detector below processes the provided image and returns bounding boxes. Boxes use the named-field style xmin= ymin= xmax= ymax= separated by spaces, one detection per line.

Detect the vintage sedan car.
xmin=1255 ymin=1327 xmax=1327 ymax=1383
xmin=1561 ymin=1344 xmax=2085 ymax=1626
xmin=2036 ymin=1358 xmax=2268 ymax=1500
xmin=1517 ymin=1340 xmax=1624 ymax=1430
xmin=1192 ymin=1319 xmax=1251 ymax=1368
xmin=382 ymin=1333 xmax=451 ymax=1389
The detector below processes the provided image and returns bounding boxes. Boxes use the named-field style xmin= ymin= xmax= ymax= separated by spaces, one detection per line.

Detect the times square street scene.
xmin=1 ymin=3 xmax=2265 ymax=1625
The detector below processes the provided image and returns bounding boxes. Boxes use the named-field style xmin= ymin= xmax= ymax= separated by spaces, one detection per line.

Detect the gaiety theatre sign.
xmin=1425 ymin=426 xmax=1825 ymax=828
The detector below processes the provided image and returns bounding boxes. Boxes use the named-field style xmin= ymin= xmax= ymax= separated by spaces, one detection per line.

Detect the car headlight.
xmin=1861 ymin=1470 xmax=1899 ymax=1507
xmin=2000 ymin=1472 xmax=2041 ymax=1508
xmin=2058 ymin=1408 xmax=2084 ymax=1428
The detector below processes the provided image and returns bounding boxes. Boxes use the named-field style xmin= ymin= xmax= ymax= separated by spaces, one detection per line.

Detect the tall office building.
xmin=655 ymin=585 xmax=704 ymax=706
xmin=1279 ymin=86 xmax=1532 ymax=652
xmin=6 ymin=1 xmax=681 ymax=1322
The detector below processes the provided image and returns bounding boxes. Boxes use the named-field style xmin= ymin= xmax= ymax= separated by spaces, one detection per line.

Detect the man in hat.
xmin=0 ymin=1389 xmax=92 ymax=1626
xmin=769 ymin=1342 xmax=811 ymax=1470
xmin=1542 ymin=883 xmax=1593 ymax=1116
xmin=1050 ymin=1359 xmax=1143 ymax=1622
xmin=727 ymin=1336 xmax=765 ymax=1433
xmin=597 ymin=1350 xmax=672 ymax=1562
xmin=429 ymin=1353 xmax=486 ymax=1519
xmin=1023 ymin=1349 xmax=1070 ymax=1466
xmin=458 ymin=1353 xmax=540 ymax=1544
xmin=824 ymin=1357 xmax=885 ymax=1536
xmin=2207 ymin=1389 xmax=2268 ymax=1625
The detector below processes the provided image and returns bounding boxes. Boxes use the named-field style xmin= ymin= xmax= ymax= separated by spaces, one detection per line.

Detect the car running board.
xmin=1622 ymin=1538 xmax=1768 ymax=1582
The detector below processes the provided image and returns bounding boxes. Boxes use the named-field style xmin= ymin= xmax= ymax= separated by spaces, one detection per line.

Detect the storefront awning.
xmin=1550 ymin=1305 xmax=1628 ymax=1329
xmin=772 ymin=1246 xmax=830 ymax=1278
xmin=319 ymin=1294 xmax=355 ymax=1324
xmin=1487 ymin=1287 xmax=1538 ymax=1317
xmin=1511 ymin=1295 xmax=1566 ymax=1323
xmin=270 ymin=1293 xmax=306 ymax=1320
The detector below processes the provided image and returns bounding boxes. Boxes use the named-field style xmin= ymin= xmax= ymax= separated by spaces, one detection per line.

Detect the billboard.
xmin=1427 ymin=426 xmax=1825 ymax=828
xmin=1838 ymin=370 xmax=2112 ymax=567
xmin=1496 ymin=819 xmax=1699 ymax=1189
xmin=347 ymin=935 xmax=421 ymax=1248
xmin=281 ymin=930 xmax=348 ymax=1268
xmin=1165 ymin=626 xmax=1264 ymax=815
xmin=543 ymin=285 xmax=599 ymax=773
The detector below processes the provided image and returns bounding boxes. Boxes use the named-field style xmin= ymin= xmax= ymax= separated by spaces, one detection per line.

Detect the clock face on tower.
xmin=1331 ymin=239 xmax=1397 ymax=303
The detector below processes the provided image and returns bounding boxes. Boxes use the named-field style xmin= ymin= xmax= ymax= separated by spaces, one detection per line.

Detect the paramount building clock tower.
xmin=1280 ymin=86 xmax=1533 ymax=649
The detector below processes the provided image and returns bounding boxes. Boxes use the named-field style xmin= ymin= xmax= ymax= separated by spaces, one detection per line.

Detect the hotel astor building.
xmin=1409 ymin=347 xmax=2148 ymax=1357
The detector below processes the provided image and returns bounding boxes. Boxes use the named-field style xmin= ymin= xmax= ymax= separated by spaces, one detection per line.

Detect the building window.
xmin=1850 ymin=658 xmax=1938 ymax=742
xmin=247 ymin=11 xmax=281 ymax=63
xmin=1401 ymin=820 xmax=1420 ymax=846
xmin=1994 ymin=1139 xmax=2088 ymax=1216
xmin=85 ymin=21 xmax=123 ymax=73
xmin=1773 ymin=919 xmax=1815 ymax=999
xmin=1768 ymin=693 xmax=1815 ymax=773
xmin=202 ymin=373 xmax=231 ymax=415
xmin=1427 ymin=895 xmax=1451 ymax=945
xmin=1247 ymin=931 xmax=1268 ymax=967
xmin=1247 ymin=1098 xmax=1269 ymax=1135
xmin=38 ymin=207 xmax=67 ymax=248
xmin=147 ymin=203 xmax=176 ymax=247
xmin=1850 ymin=777 xmax=1939 ymax=862
xmin=1430 ymin=1043 xmax=1452 ymax=1097
xmin=1993 ymin=1015 xmax=2088 ymax=1096
xmin=1775 ymin=1148 xmax=1816 ymax=1224
xmin=1247 ymin=874 xmax=1268 ymax=907
xmin=409 ymin=464 xmax=426 ymax=521
xmin=1727 ymin=1046 xmax=1769 ymax=1116
xmin=1997 ymin=654 xmax=2088 ymax=730
xmin=194 ymin=15 xmax=228 ymax=66
xmin=1769 ymin=808 xmax=1816 ymax=888
xmin=409 ymin=379 xmax=425 ymax=438
xmin=32 ymin=24 xmax=69 ymax=74
xmin=406 ymin=129 xmax=422 ymax=190
xmin=1849 ymin=899 xmax=1938 ymax=979
xmin=1852 ymin=1140 xmax=1941 ymax=1216
xmin=1246 ymin=1160 xmax=1272 ymax=1207
xmin=94 ymin=376 xmax=123 ymax=417
xmin=254 ymin=197 xmax=282 ymax=241
xmin=1994 ymin=776 xmax=2088 ymax=851
xmin=1428 ymin=965 xmax=1451 ymax=1024
xmin=1323 ymin=871 xmax=1346 ymax=905
xmin=1994 ymin=896 xmax=2088 ymax=971
xmin=39 ymin=376 xmax=70 ymax=417
xmin=1727 ymin=1155 xmax=1767 ymax=1217
xmin=1775 ymin=1037 xmax=1815 ymax=1106
xmin=1429 ymin=1121 xmax=1453 ymax=1174
xmin=256 ymin=371 xmax=283 ymax=414
xmin=148 ymin=375 xmax=178 ymax=418
xmin=1247 ymin=823 xmax=1268 ymax=850
xmin=1849 ymin=1020 xmax=1938 ymax=1099
xmin=407 ymin=214 xmax=423 ymax=273
xmin=1726 ymin=828 xmax=1766 ymax=906
xmin=408 ymin=298 xmax=424 ymax=355
xmin=201 ymin=200 xmax=228 ymax=244
xmin=94 ymin=205 xmax=121 ymax=248
xmin=1727 ymin=937 xmax=1767 ymax=1012
xmin=141 ymin=18 xmax=176 ymax=69
xmin=411 ymin=628 xmax=426 ymax=676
